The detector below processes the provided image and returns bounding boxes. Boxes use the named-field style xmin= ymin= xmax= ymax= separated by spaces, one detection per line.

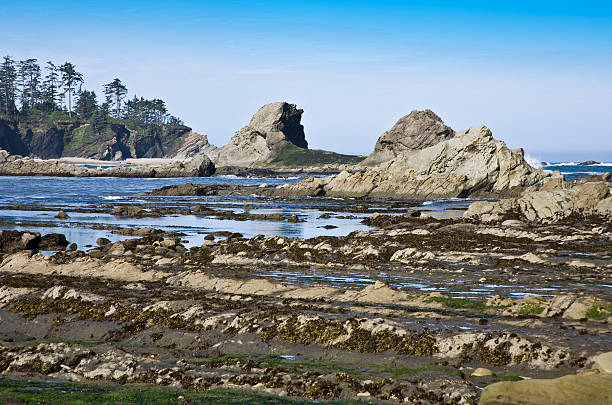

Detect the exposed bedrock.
xmin=215 ymin=102 xmax=307 ymax=167
xmin=362 ymin=109 xmax=455 ymax=166
xmin=277 ymin=125 xmax=555 ymax=199
xmin=465 ymin=175 xmax=612 ymax=224
xmin=0 ymin=151 xmax=215 ymax=178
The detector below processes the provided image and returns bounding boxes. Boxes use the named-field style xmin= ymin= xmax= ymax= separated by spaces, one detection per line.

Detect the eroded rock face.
xmin=172 ymin=131 xmax=219 ymax=160
xmin=278 ymin=125 xmax=548 ymax=199
xmin=215 ymin=102 xmax=307 ymax=167
xmin=465 ymin=181 xmax=612 ymax=223
xmin=362 ymin=109 xmax=455 ymax=166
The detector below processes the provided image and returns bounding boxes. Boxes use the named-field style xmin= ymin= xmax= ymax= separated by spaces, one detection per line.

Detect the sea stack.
xmin=361 ymin=109 xmax=455 ymax=166
xmin=215 ymin=102 xmax=307 ymax=167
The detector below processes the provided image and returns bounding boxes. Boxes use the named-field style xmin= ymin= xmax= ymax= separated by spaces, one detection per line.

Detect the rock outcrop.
xmin=362 ymin=109 xmax=455 ymax=166
xmin=215 ymin=102 xmax=307 ymax=167
xmin=0 ymin=118 xmax=205 ymax=161
xmin=464 ymin=177 xmax=612 ymax=223
xmin=172 ymin=131 xmax=219 ymax=160
xmin=277 ymin=125 xmax=550 ymax=199
xmin=0 ymin=153 xmax=215 ymax=178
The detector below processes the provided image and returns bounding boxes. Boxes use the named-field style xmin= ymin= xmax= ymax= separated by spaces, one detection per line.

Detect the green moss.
xmin=267 ymin=144 xmax=364 ymax=167
xmin=425 ymin=296 xmax=486 ymax=311
xmin=0 ymin=379 xmax=359 ymax=404
xmin=586 ymin=303 xmax=612 ymax=320
xmin=518 ymin=303 xmax=544 ymax=316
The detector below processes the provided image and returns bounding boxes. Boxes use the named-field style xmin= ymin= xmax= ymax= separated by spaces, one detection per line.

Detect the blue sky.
xmin=2 ymin=1 xmax=611 ymax=160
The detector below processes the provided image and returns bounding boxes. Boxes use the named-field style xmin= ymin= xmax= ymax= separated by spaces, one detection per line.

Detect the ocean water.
xmin=0 ymin=162 xmax=608 ymax=250
xmin=0 ymin=175 xmax=462 ymax=249
xmin=544 ymin=162 xmax=612 ymax=180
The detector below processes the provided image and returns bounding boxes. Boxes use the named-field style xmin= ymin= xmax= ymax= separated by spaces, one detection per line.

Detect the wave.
xmin=103 ymin=195 xmax=122 ymax=200
xmin=545 ymin=162 xmax=612 ymax=167
xmin=524 ymin=153 xmax=543 ymax=169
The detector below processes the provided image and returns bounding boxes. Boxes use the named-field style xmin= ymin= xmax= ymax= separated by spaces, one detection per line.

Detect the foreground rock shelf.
xmin=0 ymin=203 xmax=610 ymax=404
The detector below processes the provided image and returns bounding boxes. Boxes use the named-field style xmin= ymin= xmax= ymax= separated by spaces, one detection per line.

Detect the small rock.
xmin=96 ymin=238 xmax=111 ymax=246
xmin=55 ymin=210 xmax=70 ymax=219
xmin=471 ymin=367 xmax=494 ymax=377
xmin=68 ymin=243 xmax=77 ymax=251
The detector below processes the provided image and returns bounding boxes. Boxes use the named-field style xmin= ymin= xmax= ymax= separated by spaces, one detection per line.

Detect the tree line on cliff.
xmin=0 ymin=55 xmax=183 ymax=130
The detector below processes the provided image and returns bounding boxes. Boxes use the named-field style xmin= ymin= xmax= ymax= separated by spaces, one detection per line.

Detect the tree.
xmin=103 ymin=78 xmax=127 ymax=119
xmin=60 ymin=62 xmax=83 ymax=118
xmin=74 ymin=90 xmax=98 ymax=120
xmin=0 ymin=56 xmax=17 ymax=116
xmin=17 ymin=59 xmax=41 ymax=110
xmin=42 ymin=61 xmax=61 ymax=110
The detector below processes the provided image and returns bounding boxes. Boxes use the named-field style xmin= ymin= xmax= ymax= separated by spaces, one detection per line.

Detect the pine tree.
xmin=0 ymin=56 xmax=17 ymax=117
xmin=17 ymin=59 xmax=41 ymax=110
xmin=103 ymin=78 xmax=127 ymax=118
xmin=74 ymin=90 xmax=98 ymax=120
xmin=43 ymin=61 xmax=61 ymax=110
xmin=59 ymin=62 xmax=83 ymax=118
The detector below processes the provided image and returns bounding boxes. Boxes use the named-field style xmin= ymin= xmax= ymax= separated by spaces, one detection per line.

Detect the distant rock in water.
xmin=0 ymin=152 xmax=215 ymax=178
xmin=215 ymin=102 xmax=307 ymax=167
xmin=579 ymin=160 xmax=600 ymax=166
xmin=361 ymin=109 xmax=455 ymax=166
xmin=277 ymin=125 xmax=553 ymax=199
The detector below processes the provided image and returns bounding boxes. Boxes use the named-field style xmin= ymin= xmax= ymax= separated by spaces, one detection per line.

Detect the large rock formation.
xmin=362 ymin=109 xmax=455 ymax=166
xmin=464 ymin=175 xmax=612 ymax=223
xmin=215 ymin=102 xmax=307 ymax=167
xmin=277 ymin=125 xmax=550 ymax=199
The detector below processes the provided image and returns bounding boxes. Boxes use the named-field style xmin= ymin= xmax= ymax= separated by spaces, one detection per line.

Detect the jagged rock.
xmin=215 ymin=102 xmax=307 ymax=166
xmin=278 ymin=125 xmax=547 ymax=199
xmin=479 ymin=374 xmax=612 ymax=405
xmin=0 ymin=230 xmax=41 ymax=253
xmin=172 ymin=131 xmax=219 ymax=160
xmin=362 ymin=109 xmax=455 ymax=166
xmin=580 ymin=160 xmax=600 ymax=166
xmin=465 ymin=181 xmax=612 ymax=223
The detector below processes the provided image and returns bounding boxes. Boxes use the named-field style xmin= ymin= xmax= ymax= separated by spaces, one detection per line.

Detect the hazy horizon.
xmin=3 ymin=1 xmax=611 ymax=161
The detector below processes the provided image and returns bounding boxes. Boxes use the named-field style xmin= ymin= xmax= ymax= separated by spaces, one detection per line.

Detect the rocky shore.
xmin=0 ymin=150 xmax=215 ymax=178
xmin=0 ymin=192 xmax=610 ymax=404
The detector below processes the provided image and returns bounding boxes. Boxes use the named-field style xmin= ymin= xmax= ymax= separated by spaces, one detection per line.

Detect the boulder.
xmin=0 ymin=230 xmax=41 ymax=253
xmin=39 ymin=233 xmax=69 ymax=251
xmin=279 ymin=125 xmax=547 ymax=199
xmin=591 ymin=351 xmax=612 ymax=374
xmin=215 ymin=102 xmax=307 ymax=167
xmin=478 ymin=374 xmax=612 ymax=405
xmin=362 ymin=109 xmax=455 ymax=166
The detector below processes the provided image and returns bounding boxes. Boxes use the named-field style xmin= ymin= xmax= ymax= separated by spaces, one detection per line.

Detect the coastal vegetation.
xmin=0 ymin=56 xmax=188 ymax=159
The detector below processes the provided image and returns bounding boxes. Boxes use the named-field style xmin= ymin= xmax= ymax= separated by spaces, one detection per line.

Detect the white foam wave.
xmin=524 ymin=153 xmax=543 ymax=169
xmin=103 ymin=195 xmax=122 ymax=200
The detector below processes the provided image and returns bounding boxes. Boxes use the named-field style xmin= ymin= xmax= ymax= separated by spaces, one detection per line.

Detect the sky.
xmin=2 ymin=0 xmax=612 ymax=161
